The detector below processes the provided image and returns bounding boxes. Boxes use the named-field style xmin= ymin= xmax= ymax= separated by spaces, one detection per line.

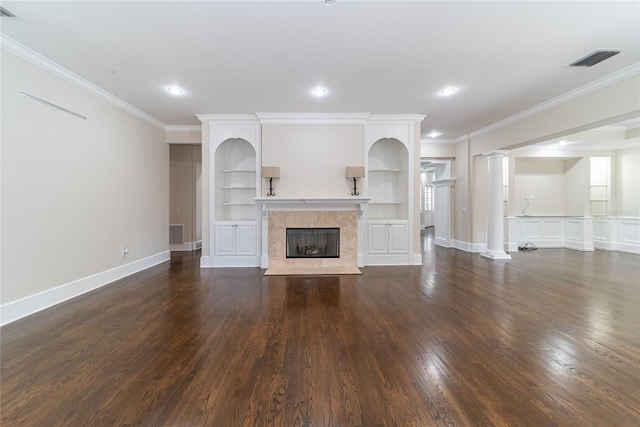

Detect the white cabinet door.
xmin=214 ymin=223 xmax=236 ymax=255
xmin=235 ymin=222 xmax=256 ymax=255
xmin=368 ymin=222 xmax=389 ymax=253
xmin=368 ymin=220 xmax=408 ymax=254
xmin=388 ymin=222 xmax=408 ymax=253
xmin=214 ymin=221 xmax=256 ymax=256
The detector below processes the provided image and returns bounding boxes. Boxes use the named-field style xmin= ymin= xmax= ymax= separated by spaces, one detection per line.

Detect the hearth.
xmin=286 ymin=228 xmax=340 ymax=258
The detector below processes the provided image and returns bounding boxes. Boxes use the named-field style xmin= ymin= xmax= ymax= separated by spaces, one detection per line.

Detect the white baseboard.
xmin=411 ymin=253 xmax=422 ymax=265
xmin=453 ymin=240 xmax=487 ymax=253
xmin=211 ymin=255 xmax=260 ymax=268
xmin=170 ymin=240 xmax=202 ymax=251
xmin=366 ymin=253 xmax=411 ymax=266
xmin=434 ymin=237 xmax=454 ymax=248
xmin=1 ymin=250 xmax=171 ymax=326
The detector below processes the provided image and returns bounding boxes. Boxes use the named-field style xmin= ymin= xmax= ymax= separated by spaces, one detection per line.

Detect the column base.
xmin=481 ymin=250 xmax=512 ymax=260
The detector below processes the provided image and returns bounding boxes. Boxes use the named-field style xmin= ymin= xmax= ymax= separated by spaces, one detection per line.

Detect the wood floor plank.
xmin=2 ymin=229 xmax=639 ymax=426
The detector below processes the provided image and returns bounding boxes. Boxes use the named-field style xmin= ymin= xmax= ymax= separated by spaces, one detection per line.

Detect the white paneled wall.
xmin=506 ymin=216 xmax=639 ymax=254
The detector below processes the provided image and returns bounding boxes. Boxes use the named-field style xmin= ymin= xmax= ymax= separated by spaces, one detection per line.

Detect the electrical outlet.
xmin=122 ymin=247 xmax=129 ymax=257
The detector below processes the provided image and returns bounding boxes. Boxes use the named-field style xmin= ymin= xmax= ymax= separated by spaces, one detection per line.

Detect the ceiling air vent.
xmin=569 ymin=49 xmax=621 ymax=67
xmin=0 ymin=7 xmax=18 ymax=18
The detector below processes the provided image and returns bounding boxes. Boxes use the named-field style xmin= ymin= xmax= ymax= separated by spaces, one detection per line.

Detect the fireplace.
xmin=286 ymin=228 xmax=340 ymax=258
xmin=255 ymin=198 xmax=368 ymax=275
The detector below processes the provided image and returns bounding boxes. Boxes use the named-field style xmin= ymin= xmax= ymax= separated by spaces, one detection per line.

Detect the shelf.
xmin=221 ymin=186 xmax=256 ymax=189
xmin=221 ymin=169 xmax=256 ymax=173
xmin=369 ymin=201 xmax=402 ymax=205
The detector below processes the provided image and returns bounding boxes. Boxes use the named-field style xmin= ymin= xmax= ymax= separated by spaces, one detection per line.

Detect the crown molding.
xmin=165 ymin=125 xmax=202 ymax=132
xmin=470 ymin=63 xmax=640 ymax=139
xmin=1 ymin=35 xmax=166 ymax=130
xmin=255 ymin=113 xmax=370 ymax=124
xmin=365 ymin=114 xmax=427 ymax=124
xmin=421 ymin=138 xmax=458 ymax=144
xmin=196 ymin=114 xmax=260 ymax=124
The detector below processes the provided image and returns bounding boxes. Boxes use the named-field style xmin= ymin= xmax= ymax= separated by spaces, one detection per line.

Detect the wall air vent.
xmin=0 ymin=7 xmax=18 ymax=19
xmin=569 ymin=49 xmax=621 ymax=67
xmin=169 ymin=224 xmax=184 ymax=245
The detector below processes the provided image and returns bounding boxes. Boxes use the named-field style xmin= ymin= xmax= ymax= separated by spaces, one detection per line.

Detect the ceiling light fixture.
xmin=312 ymin=87 xmax=327 ymax=97
xmin=427 ymin=131 xmax=441 ymax=138
xmin=167 ymin=86 xmax=184 ymax=95
xmin=324 ymin=0 xmax=336 ymax=5
xmin=439 ymin=87 xmax=457 ymax=96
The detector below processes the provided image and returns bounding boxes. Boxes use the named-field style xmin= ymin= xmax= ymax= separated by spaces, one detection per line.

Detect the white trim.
xmin=256 ymin=113 xmax=370 ymax=124
xmin=421 ymin=138 xmax=458 ymax=144
xmin=365 ymin=253 xmax=411 ymax=266
xmin=435 ymin=237 xmax=454 ymax=248
xmin=0 ymin=251 xmax=170 ymax=326
xmin=469 ymin=63 xmax=640 ymax=139
xmin=481 ymin=251 xmax=512 ymax=260
xmin=411 ymin=254 xmax=423 ymax=265
xmin=453 ymin=240 xmax=487 ymax=253
xmin=365 ymin=114 xmax=427 ymax=124
xmin=211 ymin=255 xmax=261 ymax=268
xmin=1 ymin=35 xmax=166 ymax=130
xmin=196 ymin=114 xmax=260 ymax=124
xmin=170 ymin=241 xmax=201 ymax=251
xmin=200 ymin=255 xmax=212 ymax=268
xmin=166 ymin=125 xmax=202 ymax=132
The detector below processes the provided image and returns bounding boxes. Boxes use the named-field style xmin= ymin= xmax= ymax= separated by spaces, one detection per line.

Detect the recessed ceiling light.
xmin=427 ymin=131 xmax=441 ymax=138
xmin=167 ymin=86 xmax=184 ymax=95
xmin=312 ymin=87 xmax=327 ymax=97
xmin=324 ymin=0 xmax=336 ymax=5
xmin=439 ymin=87 xmax=457 ymax=96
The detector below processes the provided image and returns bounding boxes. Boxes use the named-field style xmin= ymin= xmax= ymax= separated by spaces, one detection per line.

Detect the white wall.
xmin=616 ymin=146 xmax=640 ymax=216
xmin=563 ymin=158 xmax=588 ymax=216
xmin=1 ymin=50 xmax=169 ymax=306
xmin=454 ymin=140 xmax=470 ymax=245
xmin=514 ymin=159 xmax=565 ymax=216
xmin=261 ymin=124 xmax=363 ymax=198
xmin=420 ymin=141 xmax=457 ymax=158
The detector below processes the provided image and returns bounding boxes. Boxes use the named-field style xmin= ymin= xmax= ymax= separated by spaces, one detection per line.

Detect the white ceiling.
xmin=1 ymin=1 xmax=639 ymax=139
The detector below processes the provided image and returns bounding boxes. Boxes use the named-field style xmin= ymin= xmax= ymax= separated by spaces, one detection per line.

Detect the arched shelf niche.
xmin=214 ymin=138 xmax=257 ymax=221
xmin=367 ymin=138 xmax=409 ymax=220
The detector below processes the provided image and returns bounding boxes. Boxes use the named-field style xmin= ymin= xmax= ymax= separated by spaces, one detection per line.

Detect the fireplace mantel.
xmin=255 ymin=197 xmax=370 ymax=217
xmin=255 ymin=197 xmax=370 ymax=206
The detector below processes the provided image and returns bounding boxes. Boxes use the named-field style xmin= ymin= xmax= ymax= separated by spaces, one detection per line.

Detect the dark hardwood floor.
xmin=2 ymin=229 xmax=639 ymax=426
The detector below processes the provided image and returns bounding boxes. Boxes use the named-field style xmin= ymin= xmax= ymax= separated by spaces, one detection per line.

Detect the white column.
xmin=482 ymin=151 xmax=511 ymax=260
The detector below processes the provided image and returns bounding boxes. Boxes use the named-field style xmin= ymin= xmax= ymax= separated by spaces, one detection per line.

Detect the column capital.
xmin=482 ymin=150 xmax=509 ymax=159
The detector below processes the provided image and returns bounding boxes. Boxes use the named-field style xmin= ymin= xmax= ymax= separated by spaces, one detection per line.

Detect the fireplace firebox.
xmin=286 ymin=228 xmax=340 ymax=258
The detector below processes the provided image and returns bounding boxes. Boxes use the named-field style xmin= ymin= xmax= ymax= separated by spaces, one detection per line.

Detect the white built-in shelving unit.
xmin=199 ymin=115 xmax=261 ymax=267
xmin=364 ymin=115 xmax=423 ymax=265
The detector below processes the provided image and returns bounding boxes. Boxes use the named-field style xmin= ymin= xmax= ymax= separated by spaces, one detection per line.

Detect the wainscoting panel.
xmin=506 ymin=217 xmax=638 ymax=254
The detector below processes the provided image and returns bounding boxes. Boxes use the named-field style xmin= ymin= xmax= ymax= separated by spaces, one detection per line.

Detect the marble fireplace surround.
xmin=255 ymin=198 xmax=369 ymax=275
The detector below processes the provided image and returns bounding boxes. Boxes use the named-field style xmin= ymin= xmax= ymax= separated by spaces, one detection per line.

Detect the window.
xmin=424 ymin=185 xmax=433 ymax=211
xmin=590 ymin=157 xmax=610 ymax=216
